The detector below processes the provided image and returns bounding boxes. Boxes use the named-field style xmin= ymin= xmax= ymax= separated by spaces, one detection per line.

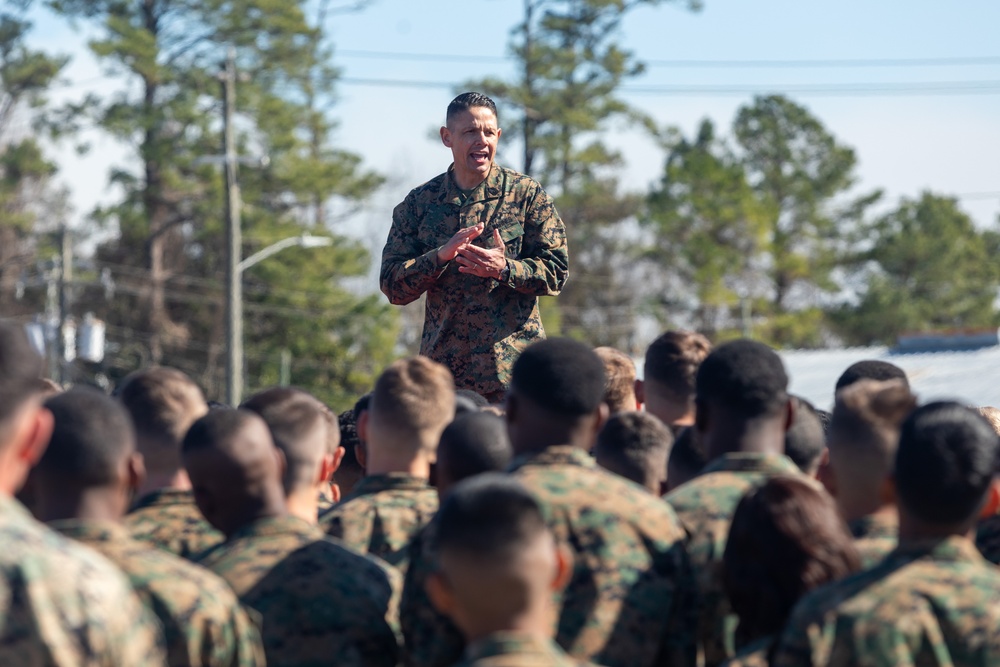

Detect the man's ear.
xmin=783 ymin=397 xmax=796 ymax=433
xmin=317 ymin=452 xmax=336 ymax=486
xmin=439 ymin=126 xmax=452 ymax=148
xmin=593 ymin=403 xmax=610 ymax=435
xmin=330 ymin=446 xmax=346 ymax=475
xmin=273 ymin=447 xmax=287 ymax=480
xmin=980 ymin=477 xmax=1000 ymax=519
xmin=127 ymin=452 xmax=146 ymax=496
xmin=18 ymin=406 xmax=54 ymax=468
xmin=552 ymin=542 xmax=573 ymax=592
xmin=426 ymin=571 xmax=456 ymax=617
xmin=634 ymin=379 xmax=645 ymax=407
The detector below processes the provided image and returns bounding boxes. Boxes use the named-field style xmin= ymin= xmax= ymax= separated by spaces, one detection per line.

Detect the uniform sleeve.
xmin=380 ymin=194 xmax=450 ymax=305
xmin=502 ymin=185 xmax=569 ymax=296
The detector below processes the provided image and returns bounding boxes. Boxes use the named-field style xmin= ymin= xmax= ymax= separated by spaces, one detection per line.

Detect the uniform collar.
xmin=230 ymin=514 xmax=322 ymax=542
xmin=444 ymin=163 xmax=505 ymax=206
xmin=130 ymin=488 xmax=195 ymax=510
xmin=702 ymin=452 xmax=800 ymax=476
xmin=464 ymin=632 xmax=566 ymax=662
xmin=892 ymin=535 xmax=985 ymax=564
xmin=848 ymin=512 xmax=898 ymax=540
xmin=351 ymin=473 xmax=433 ymax=496
xmin=48 ymin=518 xmax=132 ymax=544
xmin=507 ymin=445 xmax=595 ymax=472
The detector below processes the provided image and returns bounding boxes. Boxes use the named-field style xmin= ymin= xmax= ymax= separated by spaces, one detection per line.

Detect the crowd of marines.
xmin=1 ymin=320 xmax=1000 ymax=666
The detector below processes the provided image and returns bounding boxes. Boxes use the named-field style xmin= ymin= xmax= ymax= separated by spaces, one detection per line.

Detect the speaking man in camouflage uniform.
xmin=773 ymin=402 xmax=1000 ymax=666
xmin=380 ymin=92 xmax=569 ymax=403
xmin=0 ymin=321 xmax=168 ymax=666
xmin=28 ymin=387 xmax=265 ymax=667
xmin=119 ymin=367 xmax=223 ymax=558
xmin=664 ymin=340 xmax=801 ymax=666
xmin=321 ymin=356 xmax=452 ymax=571
xmin=824 ymin=379 xmax=916 ymax=568
xmin=184 ymin=408 xmax=401 ymax=667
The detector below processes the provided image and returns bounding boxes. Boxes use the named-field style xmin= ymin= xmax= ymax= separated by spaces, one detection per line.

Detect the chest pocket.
xmin=495 ymin=218 xmax=525 ymax=259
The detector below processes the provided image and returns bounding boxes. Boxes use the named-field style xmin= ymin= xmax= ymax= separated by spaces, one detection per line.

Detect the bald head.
xmin=117 ymin=367 xmax=207 ymax=475
xmin=182 ymin=409 xmax=285 ymax=536
xmin=241 ymin=387 xmax=330 ymax=495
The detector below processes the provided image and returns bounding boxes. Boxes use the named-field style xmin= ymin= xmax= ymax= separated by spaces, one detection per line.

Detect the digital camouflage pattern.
xmin=401 ymin=517 xmax=465 ymax=667
xmin=50 ymin=519 xmax=265 ymax=667
xmin=665 ymin=453 xmax=801 ymax=667
xmin=317 ymin=484 xmax=336 ymax=515
xmin=320 ymin=473 xmax=439 ymax=571
xmin=380 ymin=164 xmax=569 ymax=399
xmin=0 ymin=496 xmax=168 ymax=667
xmin=126 ymin=488 xmax=224 ymax=559
xmin=975 ymin=513 xmax=1000 ymax=564
xmin=720 ymin=636 xmax=772 ymax=667
xmin=772 ymin=536 xmax=1000 ymax=666
xmin=451 ymin=632 xmax=602 ymax=667
xmin=512 ymin=446 xmax=692 ymax=667
xmin=198 ymin=514 xmax=402 ymax=667
xmin=847 ymin=512 xmax=897 ymax=569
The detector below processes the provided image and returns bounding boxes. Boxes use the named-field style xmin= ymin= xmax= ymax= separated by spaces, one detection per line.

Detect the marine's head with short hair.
xmin=666 ymin=426 xmax=707 ymax=493
xmin=441 ymin=92 xmax=501 ymax=191
xmin=784 ymin=397 xmax=826 ymax=478
xmin=506 ymin=338 xmax=609 ymax=455
xmin=116 ymin=366 xmax=208 ymax=493
xmin=362 ymin=357 xmax=455 ymax=477
xmin=427 ymin=474 xmax=570 ymax=643
xmin=28 ymin=387 xmax=142 ymax=523
xmin=895 ymin=402 xmax=1000 ymax=535
xmin=241 ymin=387 xmax=341 ymax=523
xmin=595 ymin=412 xmax=673 ymax=495
xmin=435 ymin=412 xmax=513 ymax=501
xmin=835 ymin=360 xmax=908 ymax=394
xmin=640 ymin=330 xmax=711 ymax=429
xmin=826 ymin=379 xmax=917 ymax=523
xmin=446 ymin=92 xmax=498 ymax=126
xmin=0 ymin=321 xmax=53 ymax=497
xmin=594 ymin=347 xmax=639 ymax=414
xmin=695 ymin=339 xmax=792 ymax=462
xmin=182 ymin=409 xmax=286 ymax=538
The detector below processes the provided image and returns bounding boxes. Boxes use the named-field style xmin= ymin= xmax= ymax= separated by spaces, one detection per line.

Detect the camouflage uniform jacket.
xmin=50 ymin=519 xmax=265 ymax=667
xmin=126 ymin=488 xmax=224 ymax=559
xmin=198 ymin=514 xmax=401 ymax=667
xmin=380 ymin=163 xmax=569 ymax=398
xmin=510 ymin=446 xmax=694 ymax=667
xmin=665 ymin=452 xmax=801 ymax=667
xmin=0 ymin=496 xmax=167 ymax=667
xmin=451 ymin=632 xmax=603 ymax=667
xmin=772 ymin=536 xmax=1000 ymax=666
xmin=321 ymin=472 xmax=439 ymax=571
xmin=975 ymin=513 xmax=1000 ymax=565
xmin=847 ymin=511 xmax=898 ymax=569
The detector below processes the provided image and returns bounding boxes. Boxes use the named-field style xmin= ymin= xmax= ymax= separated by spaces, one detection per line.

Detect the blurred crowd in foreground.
xmin=1 ymin=321 xmax=999 ymax=666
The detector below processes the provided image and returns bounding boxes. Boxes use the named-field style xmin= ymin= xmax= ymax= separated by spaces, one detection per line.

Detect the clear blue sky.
xmin=27 ymin=0 xmax=1000 ymax=244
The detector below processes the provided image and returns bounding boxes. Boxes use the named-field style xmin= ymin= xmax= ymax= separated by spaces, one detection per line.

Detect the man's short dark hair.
xmin=446 ymin=92 xmax=497 ymax=125
xmin=835 ymin=360 xmax=908 ymax=393
xmin=595 ymin=412 xmax=673 ymax=487
xmin=433 ymin=473 xmax=546 ymax=559
xmin=511 ymin=339 xmax=606 ymax=417
xmin=182 ymin=408 xmax=254 ymax=456
xmin=241 ymin=387 xmax=327 ymax=493
xmin=644 ymin=331 xmax=712 ymax=400
xmin=0 ymin=321 xmax=45 ymax=426
xmin=696 ymin=340 xmax=789 ymax=418
xmin=784 ymin=397 xmax=826 ymax=475
xmin=455 ymin=389 xmax=489 ymax=415
xmin=437 ymin=413 xmax=512 ymax=484
xmin=668 ymin=427 xmax=708 ymax=483
xmin=40 ymin=387 xmax=134 ymax=486
xmin=895 ymin=402 xmax=999 ymax=525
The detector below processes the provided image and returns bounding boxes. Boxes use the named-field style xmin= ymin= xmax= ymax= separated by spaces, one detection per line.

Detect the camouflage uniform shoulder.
xmin=126 ymin=488 xmax=224 ymax=559
xmin=404 ymin=171 xmax=450 ymax=202
xmin=0 ymin=499 xmax=167 ymax=666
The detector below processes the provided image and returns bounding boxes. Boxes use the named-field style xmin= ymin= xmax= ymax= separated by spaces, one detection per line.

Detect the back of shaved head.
xmin=182 ymin=409 xmax=284 ymax=536
xmin=241 ymin=387 xmax=329 ymax=495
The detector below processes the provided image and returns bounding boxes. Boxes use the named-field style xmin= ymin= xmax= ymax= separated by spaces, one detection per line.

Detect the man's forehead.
xmin=448 ymin=106 xmax=498 ymax=128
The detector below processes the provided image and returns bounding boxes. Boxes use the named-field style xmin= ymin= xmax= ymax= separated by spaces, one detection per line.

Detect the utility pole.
xmin=222 ymin=48 xmax=243 ymax=406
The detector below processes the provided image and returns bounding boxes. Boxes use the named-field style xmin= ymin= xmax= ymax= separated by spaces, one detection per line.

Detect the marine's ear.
xmin=552 ymin=542 xmax=573 ymax=592
xmin=426 ymin=571 xmax=456 ymax=617
xmin=440 ymin=126 xmax=453 ymax=148
xmin=980 ymin=477 xmax=1000 ymax=519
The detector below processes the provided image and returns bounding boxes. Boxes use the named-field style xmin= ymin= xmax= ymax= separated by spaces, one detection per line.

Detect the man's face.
xmin=440 ymin=106 xmax=501 ymax=190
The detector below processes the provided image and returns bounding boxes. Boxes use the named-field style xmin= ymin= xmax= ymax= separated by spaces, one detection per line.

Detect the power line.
xmin=340 ymin=76 xmax=1000 ymax=97
xmin=336 ymin=49 xmax=1000 ymax=69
